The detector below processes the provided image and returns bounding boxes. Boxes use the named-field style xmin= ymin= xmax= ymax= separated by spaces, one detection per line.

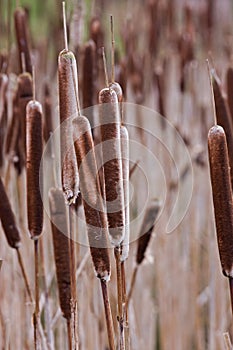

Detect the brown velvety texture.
xmin=14 ymin=7 xmax=32 ymax=74
xmin=212 ymin=71 xmax=233 ymax=187
xmin=99 ymin=88 xmax=125 ymax=247
xmin=0 ymin=176 xmax=21 ymax=249
xmin=73 ymin=115 xmax=110 ymax=280
xmin=26 ymin=100 xmax=43 ymax=239
xmin=208 ymin=125 xmax=233 ymax=277
xmin=136 ymin=199 xmax=160 ymax=265
xmin=49 ymin=188 xmax=71 ymax=320
xmin=82 ymin=39 xmax=96 ymax=129
xmin=58 ymin=50 xmax=79 ymax=204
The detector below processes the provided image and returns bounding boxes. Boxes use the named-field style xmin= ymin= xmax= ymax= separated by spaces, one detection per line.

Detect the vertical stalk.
xmin=100 ymin=279 xmax=115 ymax=350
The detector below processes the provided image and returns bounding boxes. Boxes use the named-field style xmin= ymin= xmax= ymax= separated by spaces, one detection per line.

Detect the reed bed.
xmin=1 ymin=1 xmax=233 ymax=349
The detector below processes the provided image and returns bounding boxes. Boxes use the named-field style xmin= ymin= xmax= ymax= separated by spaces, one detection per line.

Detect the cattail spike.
xmin=58 ymin=49 xmax=80 ymax=203
xmin=99 ymin=88 xmax=125 ymax=246
xmin=0 ymin=176 xmax=21 ymax=248
xmin=73 ymin=115 xmax=110 ymax=279
xmin=136 ymin=199 xmax=160 ymax=265
xmin=211 ymin=68 xmax=233 ymax=188
xmin=26 ymin=100 xmax=43 ymax=239
xmin=208 ymin=125 xmax=233 ymax=277
xmin=49 ymin=188 xmax=72 ymax=320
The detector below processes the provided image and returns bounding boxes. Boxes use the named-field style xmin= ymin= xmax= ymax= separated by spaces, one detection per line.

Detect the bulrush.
xmin=208 ymin=125 xmax=233 ymax=315
xmin=136 ymin=199 xmax=160 ymax=265
xmin=49 ymin=188 xmax=72 ymax=329
xmin=26 ymin=100 xmax=43 ymax=239
xmin=82 ymin=39 xmax=96 ymax=130
xmin=127 ymin=199 xmax=160 ymax=307
xmin=208 ymin=125 xmax=233 ymax=277
xmin=26 ymin=96 xmax=43 ymax=349
xmin=17 ymin=72 xmax=33 ymax=165
xmin=73 ymin=115 xmax=115 ymax=350
xmin=73 ymin=115 xmax=110 ymax=277
xmin=212 ymin=70 xmax=233 ymax=187
xmin=14 ymin=7 xmax=32 ymax=74
xmin=58 ymin=48 xmax=79 ymax=204
xmin=0 ymin=176 xmax=32 ymax=301
xmin=43 ymin=83 xmax=53 ymax=146
xmin=99 ymin=88 xmax=125 ymax=247
xmin=0 ymin=176 xmax=21 ymax=249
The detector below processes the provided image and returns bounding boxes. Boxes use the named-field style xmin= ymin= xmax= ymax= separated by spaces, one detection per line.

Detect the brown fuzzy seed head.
xmin=14 ymin=8 xmax=32 ymax=74
xmin=99 ymin=88 xmax=125 ymax=246
xmin=136 ymin=199 xmax=160 ymax=265
xmin=82 ymin=40 xmax=96 ymax=118
xmin=208 ymin=125 xmax=233 ymax=277
xmin=212 ymin=71 xmax=233 ymax=186
xmin=58 ymin=49 xmax=79 ymax=204
xmin=49 ymin=188 xmax=71 ymax=320
xmin=0 ymin=177 xmax=21 ymax=249
xmin=26 ymin=100 xmax=43 ymax=239
xmin=109 ymin=82 xmax=123 ymax=103
xmin=73 ymin=116 xmax=111 ymax=280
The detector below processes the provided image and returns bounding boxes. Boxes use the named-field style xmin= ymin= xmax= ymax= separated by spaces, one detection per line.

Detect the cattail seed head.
xmin=26 ymin=100 xmax=43 ymax=239
xmin=82 ymin=39 xmax=96 ymax=129
xmin=109 ymin=82 xmax=123 ymax=103
xmin=99 ymin=88 xmax=125 ymax=246
xmin=0 ymin=177 xmax=21 ymax=249
xmin=73 ymin=115 xmax=111 ymax=280
xmin=14 ymin=7 xmax=32 ymax=74
xmin=212 ymin=71 xmax=233 ymax=187
xmin=136 ymin=199 xmax=160 ymax=265
xmin=58 ymin=49 xmax=79 ymax=204
xmin=49 ymin=187 xmax=72 ymax=320
xmin=208 ymin=125 xmax=233 ymax=278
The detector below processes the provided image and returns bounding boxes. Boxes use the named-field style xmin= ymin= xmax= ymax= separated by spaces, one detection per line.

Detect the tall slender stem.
xmin=16 ymin=248 xmax=33 ymax=302
xmin=69 ymin=206 xmax=78 ymax=349
xmin=121 ymin=262 xmax=130 ymax=350
xmin=100 ymin=279 xmax=115 ymax=350
xmin=115 ymin=247 xmax=125 ymax=350
xmin=34 ymin=240 xmax=40 ymax=350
